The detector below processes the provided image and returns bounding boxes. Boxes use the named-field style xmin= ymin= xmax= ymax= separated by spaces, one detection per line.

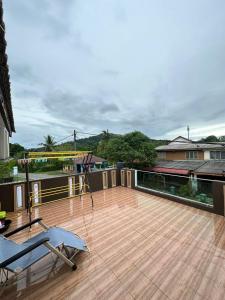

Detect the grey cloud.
xmin=11 ymin=64 xmax=37 ymax=83
xmin=7 ymin=0 xmax=74 ymax=39
xmin=103 ymin=70 xmax=119 ymax=78
xmin=43 ymin=90 xmax=120 ymax=125
xmin=14 ymin=89 xmax=40 ymax=99
xmin=4 ymin=0 xmax=225 ymax=146
xmin=99 ymin=103 xmax=119 ymax=113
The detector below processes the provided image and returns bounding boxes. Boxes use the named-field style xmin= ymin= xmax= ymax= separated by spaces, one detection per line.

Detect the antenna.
xmin=187 ymin=125 xmax=190 ymax=140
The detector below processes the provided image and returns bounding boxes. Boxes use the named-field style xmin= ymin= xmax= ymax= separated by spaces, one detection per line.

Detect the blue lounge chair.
xmin=0 ymin=218 xmax=88 ymax=285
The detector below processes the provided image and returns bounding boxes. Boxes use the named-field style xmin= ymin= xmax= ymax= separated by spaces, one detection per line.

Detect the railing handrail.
xmin=135 ymin=169 xmax=225 ymax=184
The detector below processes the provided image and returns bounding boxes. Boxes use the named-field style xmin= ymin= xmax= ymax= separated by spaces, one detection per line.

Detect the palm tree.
xmin=102 ymin=129 xmax=110 ymax=142
xmin=40 ymin=135 xmax=55 ymax=151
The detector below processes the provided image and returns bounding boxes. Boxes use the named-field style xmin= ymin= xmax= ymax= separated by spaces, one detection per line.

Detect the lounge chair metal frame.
xmin=0 ymin=218 xmax=87 ymax=286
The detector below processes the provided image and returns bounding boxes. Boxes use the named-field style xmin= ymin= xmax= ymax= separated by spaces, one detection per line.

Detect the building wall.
xmin=157 ymin=150 xmax=204 ymax=161
xmin=204 ymin=151 xmax=210 ymax=160
xmin=0 ymin=113 xmax=9 ymax=160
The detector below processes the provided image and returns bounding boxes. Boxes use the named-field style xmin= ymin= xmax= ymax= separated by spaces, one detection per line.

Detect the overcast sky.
xmin=4 ymin=0 xmax=225 ymax=147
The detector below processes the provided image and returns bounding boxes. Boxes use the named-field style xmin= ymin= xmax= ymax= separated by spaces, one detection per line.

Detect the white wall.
xmin=204 ymin=151 xmax=210 ymax=160
xmin=0 ymin=114 xmax=10 ymax=160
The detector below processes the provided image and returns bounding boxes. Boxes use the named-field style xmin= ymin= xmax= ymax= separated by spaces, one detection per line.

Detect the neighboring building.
xmin=0 ymin=2 xmax=15 ymax=160
xmin=63 ymin=155 xmax=108 ymax=174
xmin=154 ymin=136 xmax=225 ymax=179
xmin=156 ymin=136 xmax=225 ymax=161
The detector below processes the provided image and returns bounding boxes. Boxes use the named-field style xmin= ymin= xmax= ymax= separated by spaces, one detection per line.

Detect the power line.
xmin=76 ymin=130 xmax=100 ymax=136
xmin=24 ymin=130 xmax=101 ymax=149
xmin=54 ymin=134 xmax=73 ymax=145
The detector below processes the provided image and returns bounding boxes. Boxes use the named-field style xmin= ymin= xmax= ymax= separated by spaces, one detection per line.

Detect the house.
xmin=0 ymin=2 xmax=15 ymax=160
xmin=63 ymin=155 xmax=108 ymax=174
xmin=155 ymin=136 xmax=225 ymax=179
xmin=156 ymin=136 xmax=225 ymax=161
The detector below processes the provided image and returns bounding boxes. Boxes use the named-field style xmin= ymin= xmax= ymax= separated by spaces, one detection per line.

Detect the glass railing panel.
xmin=137 ymin=171 xmax=214 ymax=206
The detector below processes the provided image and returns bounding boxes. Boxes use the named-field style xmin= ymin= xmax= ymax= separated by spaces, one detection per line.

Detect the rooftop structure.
xmin=195 ymin=160 xmax=225 ymax=176
xmin=63 ymin=155 xmax=108 ymax=174
xmin=1 ymin=186 xmax=225 ymax=299
xmin=152 ymin=160 xmax=205 ymax=174
xmin=156 ymin=136 xmax=225 ymax=152
xmin=155 ymin=136 xmax=225 ymax=178
xmin=74 ymin=155 xmax=107 ymax=165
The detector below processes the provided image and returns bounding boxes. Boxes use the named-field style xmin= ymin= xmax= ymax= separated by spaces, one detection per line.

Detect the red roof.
xmin=152 ymin=167 xmax=189 ymax=175
xmin=74 ymin=155 xmax=106 ymax=164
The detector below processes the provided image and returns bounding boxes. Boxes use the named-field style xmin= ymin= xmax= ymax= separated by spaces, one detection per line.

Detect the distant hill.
xmin=26 ymin=132 xmax=168 ymax=154
xmin=54 ymin=133 xmax=120 ymax=154
xmin=58 ymin=134 xmax=167 ymax=153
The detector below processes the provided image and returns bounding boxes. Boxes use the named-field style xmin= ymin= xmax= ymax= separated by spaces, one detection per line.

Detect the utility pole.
xmin=73 ymin=130 xmax=76 ymax=151
xmin=187 ymin=125 xmax=190 ymax=140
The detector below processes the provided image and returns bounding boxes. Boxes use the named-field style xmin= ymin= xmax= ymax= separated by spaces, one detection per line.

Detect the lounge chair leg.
xmin=39 ymin=221 xmax=49 ymax=230
xmin=44 ymin=242 xmax=76 ymax=270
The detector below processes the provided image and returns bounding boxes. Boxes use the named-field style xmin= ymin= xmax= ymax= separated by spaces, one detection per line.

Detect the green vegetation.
xmin=40 ymin=135 xmax=56 ymax=151
xmin=0 ymin=160 xmax=16 ymax=183
xmin=21 ymin=160 xmax=63 ymax=173
xmin=9 ymin=143 xmax=25 ymax=158
xmin=7 ymin=131 xmax=166 ymax=174
xmin=55 ymin=132 xmax=120 ymax=153
xmin=97 ymin=131 xmax=157 ymax=168
xmin=178 ymin=183 xmax=192 ymax=198
xmin=199 ymin=135 xmax=225 ymax=143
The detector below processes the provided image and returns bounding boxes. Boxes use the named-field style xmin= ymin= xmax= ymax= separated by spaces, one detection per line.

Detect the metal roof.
xmin=154 ymin=160 xmax=225 ymax=176
xmin=156 ymin=143 xmax=224 ymax=151
xmin=152 ymin=167 xmax=190 ymax=175
xmin=194 ymin=161 xmax=225 ymax=175
xmin=154 ymin=160 xmax=206 ymax=171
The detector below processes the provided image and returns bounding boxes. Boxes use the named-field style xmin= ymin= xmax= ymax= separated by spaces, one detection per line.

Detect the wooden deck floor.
xmin=1 ymin=186 xmax=225 ymax=300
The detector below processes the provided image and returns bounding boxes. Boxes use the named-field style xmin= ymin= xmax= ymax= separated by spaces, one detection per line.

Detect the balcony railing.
xmin=136 ymin=170 xmax=214 ymax=207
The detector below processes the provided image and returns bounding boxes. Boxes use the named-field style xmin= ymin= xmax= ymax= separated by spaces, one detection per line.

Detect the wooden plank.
xmin=2 ymin=187 xmax=225 ymax=300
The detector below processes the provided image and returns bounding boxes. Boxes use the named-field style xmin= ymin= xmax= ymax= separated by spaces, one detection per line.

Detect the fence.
xmin=135 ymin=170 xmax=225 ymax=216
xmin=1 ymin=167 xmax=225 ymax=216
xmin=0 ymin=168 xmax=121 ymax=212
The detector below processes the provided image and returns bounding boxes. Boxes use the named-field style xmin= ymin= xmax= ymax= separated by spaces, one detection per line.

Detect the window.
xmin=210 ymin=151 xmax=225 ymax=160
xmin=186 ymin=151 xmax=198 ymax=160
xmin=158 ymin=152 xmax=166 ymax=160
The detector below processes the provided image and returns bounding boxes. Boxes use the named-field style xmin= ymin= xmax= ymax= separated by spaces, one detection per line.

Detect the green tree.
xmin=101 ymin=129 xmax=110 ymax=142
xmin=0 ymin=160 xmax=16 ymax=182
xmin=201 ymin=135 xmax=219 ymax=143
xmin=138 ymin=142 xmax=157 ymax=167
xmin=101 ymin=131 xmax=156 ymax=168
xmin=97 ymin=130 xmax=111 ymax=157
xmin=10 ymin=143 xmax=25 ymax=158
xmin=40 ymin=135 xmax=55 ymax=151
xmin=124 ymin=131 xmax=150 ymax=150
xmin=104 ymin=137 xmax=135 ymax=163
xmin=219 ymin=136 xmax=225 ymax=142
